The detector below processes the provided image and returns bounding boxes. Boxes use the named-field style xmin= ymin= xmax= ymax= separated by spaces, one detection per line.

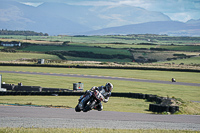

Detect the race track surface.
xmin=0 ymin=71 xmax=200 ymax=87
xmin=0 ymin=106 xmax=200 ymax=130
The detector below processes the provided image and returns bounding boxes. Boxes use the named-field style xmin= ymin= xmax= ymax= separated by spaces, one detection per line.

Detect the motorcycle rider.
xmin=172 ymin=78 xmax=176 ymax=82
xmin=78 ymin=82 xmax=113 ymax=111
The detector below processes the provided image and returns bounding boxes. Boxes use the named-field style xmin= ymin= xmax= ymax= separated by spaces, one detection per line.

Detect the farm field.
xmin=160 ymin=56 xmax=200 ymax=65
xmin=0 ymin=52 xmax=59 ymax=61
xmin=0 ymin=35 xmax=200 ymax=68
xmin=1 ymin=35 xmax=200 ymax=45
xmin=18 ymin=45 xmax=131 ymax=56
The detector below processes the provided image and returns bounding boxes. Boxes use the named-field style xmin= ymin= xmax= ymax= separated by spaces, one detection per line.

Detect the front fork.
xmin=78 ymin=93 xmax=92 ymax=109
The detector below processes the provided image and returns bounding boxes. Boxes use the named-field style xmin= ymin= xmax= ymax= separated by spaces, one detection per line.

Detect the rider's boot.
xmin=94 ymin=102 xmax=103 ymax=111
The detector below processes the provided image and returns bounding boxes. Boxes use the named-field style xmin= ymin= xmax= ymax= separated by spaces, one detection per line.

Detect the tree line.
xmin=0 ymin=29 xmax=48 ymax=36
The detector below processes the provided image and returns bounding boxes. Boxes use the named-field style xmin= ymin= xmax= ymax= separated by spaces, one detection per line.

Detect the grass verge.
xmin=1 ymin=96 xmax=200 ymax=115
xmin=1 ymin=72 xmax=199 ymax=101
xmin=0 ymin=66 xmax=199 ymax=83
xmin=0 ymin=96 xmax=150 ymax=114
xmin=0 ymin=128 xmax=199 ymax=133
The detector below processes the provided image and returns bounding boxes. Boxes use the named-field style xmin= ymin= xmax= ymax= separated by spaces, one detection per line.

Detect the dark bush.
xmin=173 ymin=54 xmax=186 ymax=57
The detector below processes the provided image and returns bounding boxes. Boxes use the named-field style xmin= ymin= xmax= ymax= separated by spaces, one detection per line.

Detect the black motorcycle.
xmin=172 ymin=78 xmax=176 ymax=82
xmin=75 ymin=90 xmax=104 ymax=112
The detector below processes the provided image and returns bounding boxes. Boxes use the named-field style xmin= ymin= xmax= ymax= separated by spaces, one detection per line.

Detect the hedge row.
xmin=0 ymin=63 xmax=200 ymax=72
xmin=46 ymin=51 xmax=132 ymax=60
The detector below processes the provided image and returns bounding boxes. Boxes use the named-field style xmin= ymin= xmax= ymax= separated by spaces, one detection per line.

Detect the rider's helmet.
xmin=105 ymin=82 xmax=113 ymax=92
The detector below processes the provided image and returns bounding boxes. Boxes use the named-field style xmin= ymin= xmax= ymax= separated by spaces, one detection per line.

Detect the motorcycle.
xmin=75 ymin=90 xmax=104 ymax=112
xmin=172 ymin=78 xmax=176 ymax=82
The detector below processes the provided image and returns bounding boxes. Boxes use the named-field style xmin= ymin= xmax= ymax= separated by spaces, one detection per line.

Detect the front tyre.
xmin=75 ymin=105 xmax=81 ymax=112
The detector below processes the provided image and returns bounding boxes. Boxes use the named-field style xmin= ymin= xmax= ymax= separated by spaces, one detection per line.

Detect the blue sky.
xmin=18 ymin=0 xmax=200 ymax=22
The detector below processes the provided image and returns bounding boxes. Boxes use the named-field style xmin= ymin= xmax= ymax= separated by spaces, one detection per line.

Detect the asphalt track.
xmin=0 ymin=70 xmax=200 ymax=87
xmin=0 ymin=106 xmax=200 ymax=130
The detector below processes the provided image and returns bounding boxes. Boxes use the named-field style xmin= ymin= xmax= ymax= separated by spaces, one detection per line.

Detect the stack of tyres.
xmin=147 ymin=94 xmax=157 ymax=102
xmin=138 ymin=93 xmax=146 ymax=99
xmin=161 ymin=105 xmax=169 ymax=112
xmin=149 ymin=104 xmax=157 ymax=112
xmin=155 ymin=97 xmax=164 ymax=104
xmin=149 ymin=104 xmax=154 ymax=111
xmin=132 ymin=93 xmax=138 ymax=98
xmin=16 ymin=92 xmax=21 ymax=95
xmin=149 ymin=104 xmax=179 ymax=114
xmin=175 ymin=106 xmax=179 ymax=112
xmin=129 ymin=93 xmax=135 ymax=98
xmin=169 ymin=106 xmax=176 ymax=114
xmin=169 ymin=106 xmax=179 ymax=114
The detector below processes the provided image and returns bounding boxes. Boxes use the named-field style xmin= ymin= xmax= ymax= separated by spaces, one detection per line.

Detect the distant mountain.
xmin=83 ymin=21 xmax=200 ymax=36
xmin=0 ymin=1 xmax=173 ymax=35
xmin=186 ymin=19 xmax=200 ymax=26
xmin=0 ymin=1 xmax=91 ymax=35
xmin=81 ymin=5 xmax=171 ymax=29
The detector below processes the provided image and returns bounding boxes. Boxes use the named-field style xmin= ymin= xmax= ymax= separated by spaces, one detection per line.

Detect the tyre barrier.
xmin=0 ymin=85 xmax=179 ymax=114
xmin=149 ymin=104 xmax=179 ymax=114
xmin=111 ymin=92 xmax=146 ymax=99
xmin=0 ymin=91 xmax=84 ymax=96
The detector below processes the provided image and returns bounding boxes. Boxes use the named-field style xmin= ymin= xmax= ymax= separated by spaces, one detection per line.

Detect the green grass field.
xmin=0 ymin=66 xmax=199 ymax=83
xmin=63 ymin=55 xmax=132 ymax=62
xmin=1 ymin=34 xmax=200 ymax=45
xmin=69 ymin=43 xmax=155 ymax=49
xmin=1 ymin=72 xmax=199 ymax=101
xmin=0 ymin=52 xmax=60 ymax=61
xmin=15 ymin=45 xmax=133 ymax=62
xmin=160 ymin=45 xmax=200 ymax=51
xmin=0 ymin=96 xmax=150 ymax=113
xmin=160 ymin=56 xmax=200 ymax=65
xmin=18 ymin=45 xmax=131 ymax=56
xmin=1 ymin=35 xmax=200 ymax=46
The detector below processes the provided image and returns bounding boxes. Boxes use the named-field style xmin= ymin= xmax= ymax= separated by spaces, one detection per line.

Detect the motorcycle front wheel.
xmin=75 ymin=105 xmax=81 ymax=112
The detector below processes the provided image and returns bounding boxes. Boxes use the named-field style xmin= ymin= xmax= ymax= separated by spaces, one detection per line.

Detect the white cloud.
xmin=21 ymin=2 xmax=43 ymax=7
xmin=166 ymin=12 xmax=192 ymax=22
xmin=69 ymin=0 xmax=150 ymax=8
xmin=17 ymin=0 xmax=200 ymax=22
